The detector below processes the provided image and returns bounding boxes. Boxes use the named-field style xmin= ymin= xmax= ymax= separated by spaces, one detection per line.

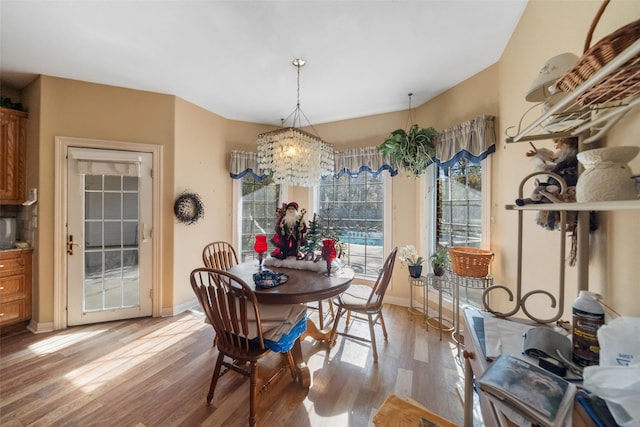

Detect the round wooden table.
xmin=228 ymin=260 xmax=355 ymax=388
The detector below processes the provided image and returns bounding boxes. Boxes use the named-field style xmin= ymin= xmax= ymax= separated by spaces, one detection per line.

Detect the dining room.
xmin=1 ymin=1 xmax=640 ymax=426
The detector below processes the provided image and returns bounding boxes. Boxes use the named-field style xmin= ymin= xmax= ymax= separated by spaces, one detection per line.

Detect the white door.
xmin=67 ymin=147 xmax=153 ymax=326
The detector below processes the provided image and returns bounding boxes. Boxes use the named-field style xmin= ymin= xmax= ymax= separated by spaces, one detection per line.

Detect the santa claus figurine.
xmin=270 ymin=202 xmax=308 ymax=259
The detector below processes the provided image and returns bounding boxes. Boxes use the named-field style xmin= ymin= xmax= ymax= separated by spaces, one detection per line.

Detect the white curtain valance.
xmin=69 ymin=147 xmax=142 ymax=177
xmin=332 ymin=146 xmax=397 ymax=178
xmin=229 ymin=151 xmax=269 ymax=181
xmin=434 ymin=115 xmax=496 ymax=168
xmin=229 ymin=115 xmax=495 ymax=181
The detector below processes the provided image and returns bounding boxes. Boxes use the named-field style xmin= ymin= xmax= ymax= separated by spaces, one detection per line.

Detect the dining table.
xmin=228 ymin=260 xmax=355 ymax=388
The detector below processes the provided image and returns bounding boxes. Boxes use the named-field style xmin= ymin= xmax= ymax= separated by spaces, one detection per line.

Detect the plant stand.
xmin=408 ymin=275 xmax=427 ymax=317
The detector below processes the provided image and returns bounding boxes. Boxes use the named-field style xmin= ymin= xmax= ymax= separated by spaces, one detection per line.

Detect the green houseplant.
xmin=378 ymin=124 xmax=438 ymax=176
xmin=429 ymin=246 xmax=450 ymax=276
xmin=399 ymin=245 xmax=424 ymax=278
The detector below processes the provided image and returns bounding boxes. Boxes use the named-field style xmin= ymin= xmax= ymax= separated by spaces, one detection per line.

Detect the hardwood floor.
xmin=0 ymin=304 xmax=471 ymax=427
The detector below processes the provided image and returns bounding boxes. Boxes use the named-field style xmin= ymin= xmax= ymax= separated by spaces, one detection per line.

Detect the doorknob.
xmin=67 ymin=235 xmax=82 ymax=255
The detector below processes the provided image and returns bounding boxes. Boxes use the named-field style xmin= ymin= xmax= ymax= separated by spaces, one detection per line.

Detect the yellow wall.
xmin=172 ymin=98 xmax=231 ymax=311
xmin=17 ymin=0 xmax=640 ymax=328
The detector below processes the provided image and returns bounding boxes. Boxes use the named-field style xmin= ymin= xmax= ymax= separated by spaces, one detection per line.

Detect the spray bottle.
xmin=572 ymin=290 xmax=605 ymax=367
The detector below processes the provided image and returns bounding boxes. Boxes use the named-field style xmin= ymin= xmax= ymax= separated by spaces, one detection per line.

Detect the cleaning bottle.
xmin=572 ymin=291 xmax=605 ymax=367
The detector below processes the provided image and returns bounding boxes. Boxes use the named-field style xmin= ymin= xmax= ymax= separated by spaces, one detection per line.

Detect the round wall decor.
xmin=174 ymin=192 xmax=204 ymax=225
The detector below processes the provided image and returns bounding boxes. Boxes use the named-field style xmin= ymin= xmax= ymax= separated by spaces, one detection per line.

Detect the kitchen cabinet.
xmin=0 ymin=249 xmax=33 ymax=328
xmin=0 ymin=107 xmax=28 ymax=205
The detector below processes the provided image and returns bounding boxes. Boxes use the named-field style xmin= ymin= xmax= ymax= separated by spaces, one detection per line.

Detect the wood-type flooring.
xmin=0 ymin=304 xmax=471 ymax=427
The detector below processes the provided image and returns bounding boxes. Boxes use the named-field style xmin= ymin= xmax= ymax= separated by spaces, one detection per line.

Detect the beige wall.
xmin=17 ymin=0 xmax=640 ymax=328
xmin=171 ymin=98 xmax=231 ymax=311
xmin=24 ymin=76 xmax=176 ymax=323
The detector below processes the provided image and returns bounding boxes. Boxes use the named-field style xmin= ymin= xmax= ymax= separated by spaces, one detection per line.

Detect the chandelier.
xmin=257 ymin=58 xmax=334 ymax=187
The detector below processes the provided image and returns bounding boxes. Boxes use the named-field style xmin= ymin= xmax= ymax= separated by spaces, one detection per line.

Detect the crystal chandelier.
xmin=257 ymin=58 xmax=334 ymax=187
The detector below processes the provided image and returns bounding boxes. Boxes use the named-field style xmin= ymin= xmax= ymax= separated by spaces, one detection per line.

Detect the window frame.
xmin=232 ymin=177 xmax=289 ymax=261
xmin=421 ymin=157 xmax=492 ymax=257
xmin=313 ymin=172 xmax=393 ymax=283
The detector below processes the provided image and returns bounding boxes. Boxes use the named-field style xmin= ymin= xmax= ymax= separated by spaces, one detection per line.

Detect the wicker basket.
xmin=554 ymin=0 xmax=640 ymax=105
xmin=449 ymin=247 xmax=494 ymax=278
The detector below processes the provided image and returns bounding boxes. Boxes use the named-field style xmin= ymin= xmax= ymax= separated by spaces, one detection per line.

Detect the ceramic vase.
xmin=408 ymin=265 xmax=423 ymax=278
xmin=576 ymin=146 xmax=639 ymax=202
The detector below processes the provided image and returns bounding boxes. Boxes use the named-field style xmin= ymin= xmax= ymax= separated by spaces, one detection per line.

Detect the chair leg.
xmin=207 ymin=352 xmax=224 ymax=404
xmin=346 ymin=309 xmax=351 ymax=327
xmin=249 ymin=361 xmax=258 ymax=427
xmin=317 ymin=300 xmax=335 ymax=330
xmin=368 ymin=314 xmax=379 ymax=363
xmin=329 ymin=306 xmax=345 ymax=345
xmin=285 ymin=350 xmax=297 ymax=379
xmin=318 ymin=300 xmax=325 ymax=329
xmin=379 ymin=311 xmax=388 ymax=341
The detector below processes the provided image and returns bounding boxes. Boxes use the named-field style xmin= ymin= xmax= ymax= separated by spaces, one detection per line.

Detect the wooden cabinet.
xmin=0 ymin=250 xmax=32 ymax=328
xmin=1 ymin=107 xmax=28 ymax=205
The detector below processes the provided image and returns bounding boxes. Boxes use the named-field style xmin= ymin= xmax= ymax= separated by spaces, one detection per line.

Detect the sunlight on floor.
xmin=450 ymin=340 xmax=485 ymax=427
xmin=28 ymin=329 xmax=108 ymax=355
xmin=63 ymin=316 xmax=206 ymax=393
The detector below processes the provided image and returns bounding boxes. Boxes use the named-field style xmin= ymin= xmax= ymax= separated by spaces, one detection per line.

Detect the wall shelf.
xmin=505 ymin=39 xmax=640 ymax=144
xmin=490 ymin=38 xmax=640 ymax=323
xmin=506 ymin=199 xmax=640 ymax=211
xmin=487 ymin=179 xmax=640 ymax=324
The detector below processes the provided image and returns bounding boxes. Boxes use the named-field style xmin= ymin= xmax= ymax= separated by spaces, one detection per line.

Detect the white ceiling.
xmin=0 ymin=1 xmax=527 ymax=126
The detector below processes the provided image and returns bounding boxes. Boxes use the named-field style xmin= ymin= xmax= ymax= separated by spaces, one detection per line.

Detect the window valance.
xmin=69 ymin=147 xmax=142 ymax=177
xmin=229 ymin=115 xmax=495 ymax=180
xmin=229 ymin=151 xmax=269 ymax=181
xmin=332 ymin=146 xmax=397 ymax=178
xmin=434 ymin=115 xmax=496 ymax=168
xmin=229 ymin=147 xmax=396 ymax=180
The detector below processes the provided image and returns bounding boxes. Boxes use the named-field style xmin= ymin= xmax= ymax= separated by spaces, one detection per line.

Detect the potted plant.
xmin=378 ymin=124 xmax=438 ymax=176
xmin=429 ymin=246 xmax=450 ymax=277
xmin=399 ymin=245 xmax=424 ymax=278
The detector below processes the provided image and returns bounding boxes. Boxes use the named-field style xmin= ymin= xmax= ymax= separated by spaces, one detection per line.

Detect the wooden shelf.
xmin=505 ymin=199 xmax=640 ymax=211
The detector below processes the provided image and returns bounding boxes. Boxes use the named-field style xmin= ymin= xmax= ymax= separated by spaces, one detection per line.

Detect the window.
xmin=237 ymin=175 xmax=280 ymax=262
xmin=436 ymin=158 xmax=483 ymax=248
xmin=428 ymin=157 xmax=490 ymax=309
xmin=318 ymin=173 xmax=388 ymax=281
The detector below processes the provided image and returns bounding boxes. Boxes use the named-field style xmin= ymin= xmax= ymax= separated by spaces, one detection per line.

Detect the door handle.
xmin=67 ymin=235 xmax=82 ymax=255
xmin=141 ymin=223 xmax=147 ymax=243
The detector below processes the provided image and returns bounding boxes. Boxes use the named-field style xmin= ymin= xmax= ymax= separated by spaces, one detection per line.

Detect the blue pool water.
xmin=340 ymin=236 xmax=383 ymax=246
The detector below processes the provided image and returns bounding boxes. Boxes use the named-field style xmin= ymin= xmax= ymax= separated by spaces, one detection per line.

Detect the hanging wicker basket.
xmin=554 ymin=0 xmax=640 ymax=105
xmin=449 ymin=247 xmax=494 ymax=278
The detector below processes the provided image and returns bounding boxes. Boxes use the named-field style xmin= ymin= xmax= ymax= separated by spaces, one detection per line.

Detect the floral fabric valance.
xmin=434 ymin=115 xmax=496 ymax=168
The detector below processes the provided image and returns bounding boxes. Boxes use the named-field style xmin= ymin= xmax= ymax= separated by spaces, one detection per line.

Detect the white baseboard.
xmin=27 ymin=319 xmax=54 ymax=334
xmin=161 ymin=298 xmax=199 ymax=317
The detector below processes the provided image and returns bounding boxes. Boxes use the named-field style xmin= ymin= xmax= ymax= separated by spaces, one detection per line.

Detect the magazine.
xmin=477 ymin=354 xmax=576 ymax=427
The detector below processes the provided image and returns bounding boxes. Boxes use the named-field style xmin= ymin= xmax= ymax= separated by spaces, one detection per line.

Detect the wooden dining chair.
xmin=329 ymin=247 xmax=398 ymax=363
xmin=190 ymin=267 xmax=305 ymax=427
xmin=202 ymin=241 xmax=239 ymax=270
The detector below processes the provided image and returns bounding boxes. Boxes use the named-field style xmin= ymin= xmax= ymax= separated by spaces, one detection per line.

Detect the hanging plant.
xmin=378 ymin=124 xmax=439 ymax=176
xmin=378 ymin=94 xmax=439 ymax=176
